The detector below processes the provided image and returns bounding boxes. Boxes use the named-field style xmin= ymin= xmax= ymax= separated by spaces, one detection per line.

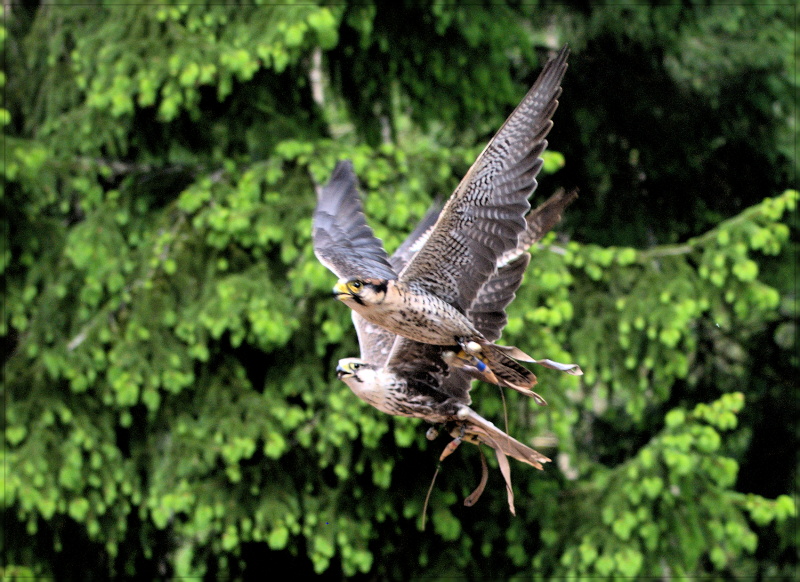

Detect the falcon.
xmin=336 ymin=187 xmax=580 ymax=514
xmin=313 ymin=46 xmax=570 ymax=395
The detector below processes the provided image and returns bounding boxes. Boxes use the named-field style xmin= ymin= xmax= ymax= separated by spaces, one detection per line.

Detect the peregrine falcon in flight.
xmin=335 ymin=187 xmax=579 ymax=513
xmin=313 ymin=46 xmax=570 ymax=394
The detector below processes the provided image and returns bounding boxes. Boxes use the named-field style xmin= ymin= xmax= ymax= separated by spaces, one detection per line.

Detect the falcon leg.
xmin=461 ymin=350 xmax=489 ymax=372
xmin=444 ymin=349 xmax=490 ymax=373
xmin=444 ymin=348 xmax=500 ymax=385
xmin=461 ymin=342 xmax=494 ymax=374
xmin=462 ymin=351 xmax=499 ymax=383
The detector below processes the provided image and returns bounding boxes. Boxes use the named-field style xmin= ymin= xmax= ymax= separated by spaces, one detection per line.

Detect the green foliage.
xmin=3 ymin=2 xmax=796 ymax=580
xmin=562 ymin=190 xmax=796 ymax=422
xmin=539 ymin=392 xmax=796 ymax=578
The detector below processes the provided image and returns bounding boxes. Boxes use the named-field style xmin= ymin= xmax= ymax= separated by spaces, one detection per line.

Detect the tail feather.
xmin=532 ymin=358 xmax=583 ymax=375
xmin=457 ymin=409 xmax=551 ymax=470
xmin=478 ymin=343 xmax=549 ymax=404
xmin=491 ymin=343 xmax=535 ymax=362
xmin=492 ymin=444 xmax=516 ymax=516
xmin=453 ymin=341 xmax=568 ymax=405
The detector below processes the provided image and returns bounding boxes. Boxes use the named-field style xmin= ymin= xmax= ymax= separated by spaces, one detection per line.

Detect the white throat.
xmin=342 ymin=368 xmax=396 ymax=414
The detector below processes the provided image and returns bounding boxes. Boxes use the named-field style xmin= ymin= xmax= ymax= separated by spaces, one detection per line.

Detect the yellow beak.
xmin=332 ymin=280 xmax=350 ymax=299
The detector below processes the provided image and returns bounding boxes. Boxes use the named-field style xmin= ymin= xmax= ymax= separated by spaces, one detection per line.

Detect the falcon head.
xmin=333 ymin=278 xmax=389 ymax=306
xmin=336 ymin=358 xmax=378 ymax=386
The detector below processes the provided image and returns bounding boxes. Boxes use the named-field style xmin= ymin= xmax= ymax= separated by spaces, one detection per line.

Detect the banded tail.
xmin=467 ymin=341 xmax=549 ymax=405
xmin=458 ymin=408 xmax=551 ymax=470
xmin=432 ymin=408 xmax=551 ymax=516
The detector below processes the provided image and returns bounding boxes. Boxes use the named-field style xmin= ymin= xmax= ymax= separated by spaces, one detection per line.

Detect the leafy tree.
xmin=3 ymin=2 xmax=796 ymax=579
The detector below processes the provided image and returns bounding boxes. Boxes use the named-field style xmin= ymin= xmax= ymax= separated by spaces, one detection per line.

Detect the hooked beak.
xmin=336 ymin=363 xmax=353 ymax=380
xmin=332 ymin=280 xmax=350 ymax=300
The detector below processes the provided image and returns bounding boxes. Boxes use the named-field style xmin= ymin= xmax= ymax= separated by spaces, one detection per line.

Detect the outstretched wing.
xmin=499 ymin=187 xmax=578 ymax=267
xmin=312 ymin=160 xmax=397 ymax=281
xmin=469 ymin=253 xmax=531 ymax=342
xmin=473 ymin=187 xmax=578 ymax=340
xmin=399 ymin=46 xmax=569 ymax=312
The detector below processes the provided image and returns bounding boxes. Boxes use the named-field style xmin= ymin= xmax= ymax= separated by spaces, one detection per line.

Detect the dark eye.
xmin=349 ymin=281 xmax=362 ymax=291
xmin=353 ymin=363 xmax=362 ymax=369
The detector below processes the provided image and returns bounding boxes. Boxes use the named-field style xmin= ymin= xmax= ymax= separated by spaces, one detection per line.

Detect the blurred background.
xmin=3 ymin=2 xmax=796 ymax=579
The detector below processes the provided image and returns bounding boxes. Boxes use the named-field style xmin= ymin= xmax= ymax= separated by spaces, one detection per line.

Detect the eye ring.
xmin=349 ymin=281 xmax=363 ymax=291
